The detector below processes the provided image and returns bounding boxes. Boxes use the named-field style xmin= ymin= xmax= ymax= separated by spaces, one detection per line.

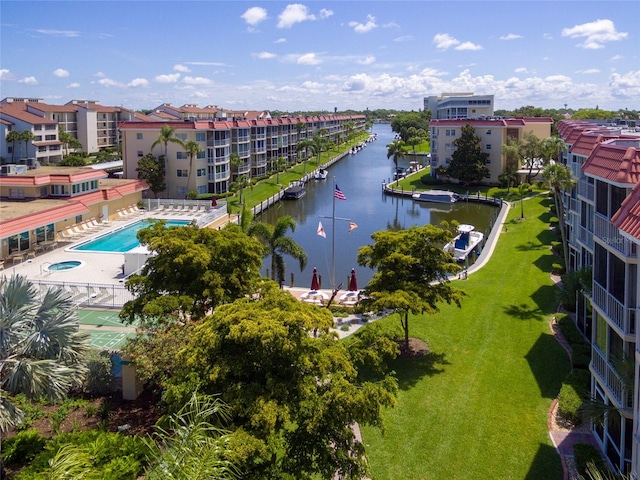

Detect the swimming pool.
xmin=70 ymin=219 xmax=190 ymax=253
xmin=47 ymin=260 xmax=84 ymax=271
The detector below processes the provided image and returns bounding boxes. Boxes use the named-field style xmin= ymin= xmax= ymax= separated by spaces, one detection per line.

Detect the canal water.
xmin=257 ymin=123 xmax=498 ymax=289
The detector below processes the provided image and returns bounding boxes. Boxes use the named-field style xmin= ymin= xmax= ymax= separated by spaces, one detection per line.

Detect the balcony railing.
xmin=578 ymin=179 xmax=594 ymax=202
xmin=591 ymin=346 xmax=630 ymax=409
xmin=594 ymin=213 xmax=636 ymax=257
xmin=207 ymin=139 xmax=230 ymax=147
xmin=592 ymin=281 xmax=635 ymax=336
xmin=576 ymin=225 xmax=594 ymax=251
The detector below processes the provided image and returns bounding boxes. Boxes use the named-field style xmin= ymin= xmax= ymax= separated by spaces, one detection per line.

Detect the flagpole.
xmin=331 ymin=176 xmax=336 ymax=290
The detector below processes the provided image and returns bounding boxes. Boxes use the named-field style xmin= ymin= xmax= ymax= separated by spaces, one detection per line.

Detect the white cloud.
xmin=577 ymin=68 xmax=601 ymax=74
xmin=610 ymin=54 xmax=623 ymax=61
xmin=155 ymin=73 xmax=181 ymax=83
xmin=609 ymin=70 xmax=640 ymax=97
xmin=67 ymin=82 xmax=80 ymax=88
xmin=0 ymin=69 xmax=11 ymax=80
xmin=253 ymin=51 xmax=277 ymax=60
xmin=561 ymin=19 xmax=627 ymax=49
xmin=275 ymin=38 xmax=287 ymax=44
xmin=543 ymin=33 xmax=553 ymax=40
xmin=433 ymin=33 xmax=460 ymax=50
xmin=500 ymin=33 xmax=522 ymax=40
xmin=319 ymin=9 xmax=333 ymax=19
xmin=53 ymin=68 xmax=69 ymax=78
xmin=98 ymin=78 xmax=121 ymax=87
xmin=358 ymin=56 xmax=376 ymax=66
xmin=241 ymin=6 xmax=268 ymax=25
xmin=455 ymin=41 xmax=483 ymax=51
xmin=94 ymin=72 xmax=106 ymax=78
xmin=174 ymin=64 xmax=191 ymax=73
xmin=183 ymin=76 xmax=212 ymax=85
xmin=184 ymin=61 xmax=226 ymax=67
xmin=277 ymin=4 xmax=316 ymax=28
xmin=394 ymin=35 xmax=413 ymax=42
xmin=19 ymin=76 xmax=38 ymax=85
xmin=297 ymin=53 xmax=321 ymax=65
xmin=515 ymin=67 xmax=528 ymax=73
xmin=35 ymin=29 xmax=79 ymax=37
xmin=348 ymin=14 xmax=377 ymax=34
xmin=128 ymin=78 xmax=149 ymax=87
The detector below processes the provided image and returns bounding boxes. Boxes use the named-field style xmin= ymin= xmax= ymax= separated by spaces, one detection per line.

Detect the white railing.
xmin=594 ymin=213 xmax=636 ymax=257
xmin=592 ymin=281 xmax=633 ymax=336
xmin=591 ymin=346 xmax=629 ymax=409
xmin=578 ymin=179 xmax=594 ymax=202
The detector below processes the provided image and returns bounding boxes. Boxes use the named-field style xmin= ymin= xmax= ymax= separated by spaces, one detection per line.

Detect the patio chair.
xmin=65 ymin=227 xmax=79 ymax=238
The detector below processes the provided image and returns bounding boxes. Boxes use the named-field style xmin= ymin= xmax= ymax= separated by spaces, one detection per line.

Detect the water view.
xmin=256 ymin=124 xmax=499 ymax=289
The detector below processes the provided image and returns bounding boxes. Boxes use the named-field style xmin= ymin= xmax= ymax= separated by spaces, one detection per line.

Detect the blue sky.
xmin=1 ymin=1 xmax=638 ymax=112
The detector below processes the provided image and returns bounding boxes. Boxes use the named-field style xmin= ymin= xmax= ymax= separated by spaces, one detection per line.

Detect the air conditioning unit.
xmin=1 ymin=164 xmax=28 ymax=175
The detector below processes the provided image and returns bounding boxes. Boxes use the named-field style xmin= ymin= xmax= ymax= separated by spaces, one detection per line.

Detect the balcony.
xmin=594 ymin=213 xmax=636 ymax=257
xmin=576 ymin=225 xmax=594 ymax=251
xmin=592 ymin=280 xmax=635 ymax=336
xmin=591 ymin=346 xmax=631 ymax=409
xmin=207 ymin=139 xmax=230 ymax=147
xmin=578 ymin=179 xmax=594 ymax=202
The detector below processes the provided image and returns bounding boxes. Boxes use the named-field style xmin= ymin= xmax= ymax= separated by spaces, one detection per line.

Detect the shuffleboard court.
xmin=77 ymin=309 xmax=136 ymax=350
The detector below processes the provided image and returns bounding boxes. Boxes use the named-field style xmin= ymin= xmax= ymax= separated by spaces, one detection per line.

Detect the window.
xmin=176 ymin=186 xmax=187 ymax=196
xmin=9 ymin=189 xmax=25 ymax=199
xmin=137 ymin=133 xmax=143 ymax=140
xmin=486 ymin=144 xmax=492 ymax=150
xmin=197 ymin=151 xmax=206 ymax=159
xmin=137 ymin=150 xmax=143 ymax=157
xmin=177 ymin=169 xmax=188 ymax=177
xmin=486 ymin=130 xmax=491 ymax=135
xmin=195 ymin=132 xmax=205 ymax=142
xmin=176 ymin=133 xmax=187 ymax=141
xmin=176 ymin=152 xmax=187 ymax=160
xmin=197 ymin=168 xmax=206 ymax=177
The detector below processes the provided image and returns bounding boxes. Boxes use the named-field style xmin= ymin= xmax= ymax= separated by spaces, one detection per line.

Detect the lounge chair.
xmin=65 ymin=227 xmax=79 ymax=238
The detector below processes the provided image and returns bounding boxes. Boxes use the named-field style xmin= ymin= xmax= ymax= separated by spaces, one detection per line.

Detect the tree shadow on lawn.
xmin=524 ymin=442 xmax=564 ymax=480
xmin=387 ymin=349 xmax=451 ymax=391
xmin=502 ymin=285 xmax=558 ymax=321
xmin=525 ymin=332 xmax=571 ymax=399
xmin=515 ymin=241 xmax=548 ymax=252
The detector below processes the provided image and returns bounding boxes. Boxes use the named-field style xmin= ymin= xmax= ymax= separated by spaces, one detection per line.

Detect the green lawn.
xmin=360 ymin=195 xmax=569 ymax=479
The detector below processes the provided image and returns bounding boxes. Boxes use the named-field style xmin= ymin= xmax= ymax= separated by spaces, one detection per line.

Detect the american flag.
xmin=334 ymin=184 xmax=347 ymax=200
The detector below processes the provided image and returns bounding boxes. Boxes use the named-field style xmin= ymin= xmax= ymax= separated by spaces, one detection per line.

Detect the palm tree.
xmin=386 ymin=139 xmax=407 ymax=186
xmin=296 ymin=138 xmax=316 ymax=174
xmin=247 ymin=216 xmax=307 ymax=285
xmin=540 ymin=136 xmax=567 ymax=166
xmin=500 ymin=137 xmax=522 ymax=193
xmin=275 ymin=156 xmax=286 ymax=185
xmin=19 ymin=130 xmax=35 ymax=160
xmin=0 ymin=274 xmax=89 ymax=476
xmin=542 ymin=163 xmax=576 ymax=266
xmin=184 ymin=140 xmax=202 ymax=198
xmin=5 ymin=130 xmax=21 ymax=162
xmin=311 ymin=133 xmax=329 ymax=167
xmin=151 ymin=124 xmax=185 ymax=160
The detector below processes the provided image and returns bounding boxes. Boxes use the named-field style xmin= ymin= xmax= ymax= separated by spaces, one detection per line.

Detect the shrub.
xmin=552 ymin=262 xmax=565 ymax=275
xmin=574 ymin=443 xmax=608 ymax=477
xmin=571 ymin=344 xmax=592 ymax=370
xmin=558 ymin=369 xmax=590 ymax=426
xmin=556 ymin=315 xmax=586 ymax=345
xmin=3 ymin=429 xmax=47 ymax=466
xmin=84 ymin=349 xmax=117 ymax=396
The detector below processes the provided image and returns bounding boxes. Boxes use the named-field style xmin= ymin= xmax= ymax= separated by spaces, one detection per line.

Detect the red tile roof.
xmin=611 ymin=182 xmax=640 ymax=241
xmin=582 ymin=140 xmax=640 ymax=184
xmin=1 ymin=201 xmax=90 ymax=238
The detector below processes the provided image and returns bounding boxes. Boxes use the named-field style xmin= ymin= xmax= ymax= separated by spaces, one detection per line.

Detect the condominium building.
xmin=429 ymin=116 xmax=553 ymax=184
xmin=119 ymin=113 xmax=365 ymax=198
xmin=558 ymin=119 xmax=640 ymax=475
xmin=423 ymin=92 xmax=494 ymax=120
xmin=1 ymin=97 xmax=135 ymax=155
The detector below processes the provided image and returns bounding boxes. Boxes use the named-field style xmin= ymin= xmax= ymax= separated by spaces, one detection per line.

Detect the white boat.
xmin=314 ymin=168 xmax=328 ymax=180
xmin=444 ymin=224 xmax=484 ymax=262
xmin=412 ymin=190 xmax=459 ymax=204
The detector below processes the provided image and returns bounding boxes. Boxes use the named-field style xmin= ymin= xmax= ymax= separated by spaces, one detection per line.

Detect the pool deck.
xmin=3 ymin=208 xmax=235 ymax=286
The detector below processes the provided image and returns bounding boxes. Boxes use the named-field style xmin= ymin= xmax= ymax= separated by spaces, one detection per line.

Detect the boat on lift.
xmin=444 ymin=224 xmax=484 ymax=262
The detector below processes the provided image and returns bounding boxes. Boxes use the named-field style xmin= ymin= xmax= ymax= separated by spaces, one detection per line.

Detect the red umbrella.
xmin=310 ymin=267 xmax=320 ymax=291
xmin=211 ymin=196 xmax=217 ymax=208
xmin=348 ymin=268 xmax=358 ymax=291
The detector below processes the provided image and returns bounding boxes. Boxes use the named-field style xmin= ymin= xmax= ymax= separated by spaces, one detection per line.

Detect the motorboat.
xmin=412 ymin=190 xmax=459 ymax=204
xmin=444 ymin=224 xmax=484 ymax=262
xmin=314 ymin=168 xmax=328 ymax=180
xmin=283 ymin=181 xmax=306 ymax=200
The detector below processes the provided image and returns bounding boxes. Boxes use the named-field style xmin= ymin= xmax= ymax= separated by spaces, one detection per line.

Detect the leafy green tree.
xmin=120 ymin=222 xmax=264 ymax=328
xmin=443 ymin=123 xmax=489 ymax=187
xmin=542 ymin=162 xmax=576 ymax=265
xmin=311 ymin=130 xmax=329 ymax=166
xmin=168 ymin=282 xmax=398 ymax=479
xmin=151 ymin=124 xmax=185 ymax=160
xmin=136 ymin=153 xmax=166 ymax=198
xmin=390 ymin=111 xmax=429 ymax=141
xmin=274 ymin=156 xmax=286 ymax=185
xmin=184 ymin=140 xmax=202 ymax=198
xmin=357 ymin=225 xmax=464 ymax=352
xmin=58 ymin=155 xmax=87 ymax=166
xmin=500 ymin=137 xmax=522 ymax=193
xmin=517 ymin=182 xmax=530 ymax=219
xmin=540 ymin=136 xmax=567 ymax=166
xmin=406 ymin=126 xmax=427 ymax=154
xmin=520 ymin=131 xmax=543 ymax=183
xmin=0 ymin=276 xmax=90 ymax=432
xmin=5 ymin=130 xmax=21 ymax=162
xmin=386 ymin=139 xmax=407 ymax=186
xmin=247 ymin=215 xmax=307 ymax=285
